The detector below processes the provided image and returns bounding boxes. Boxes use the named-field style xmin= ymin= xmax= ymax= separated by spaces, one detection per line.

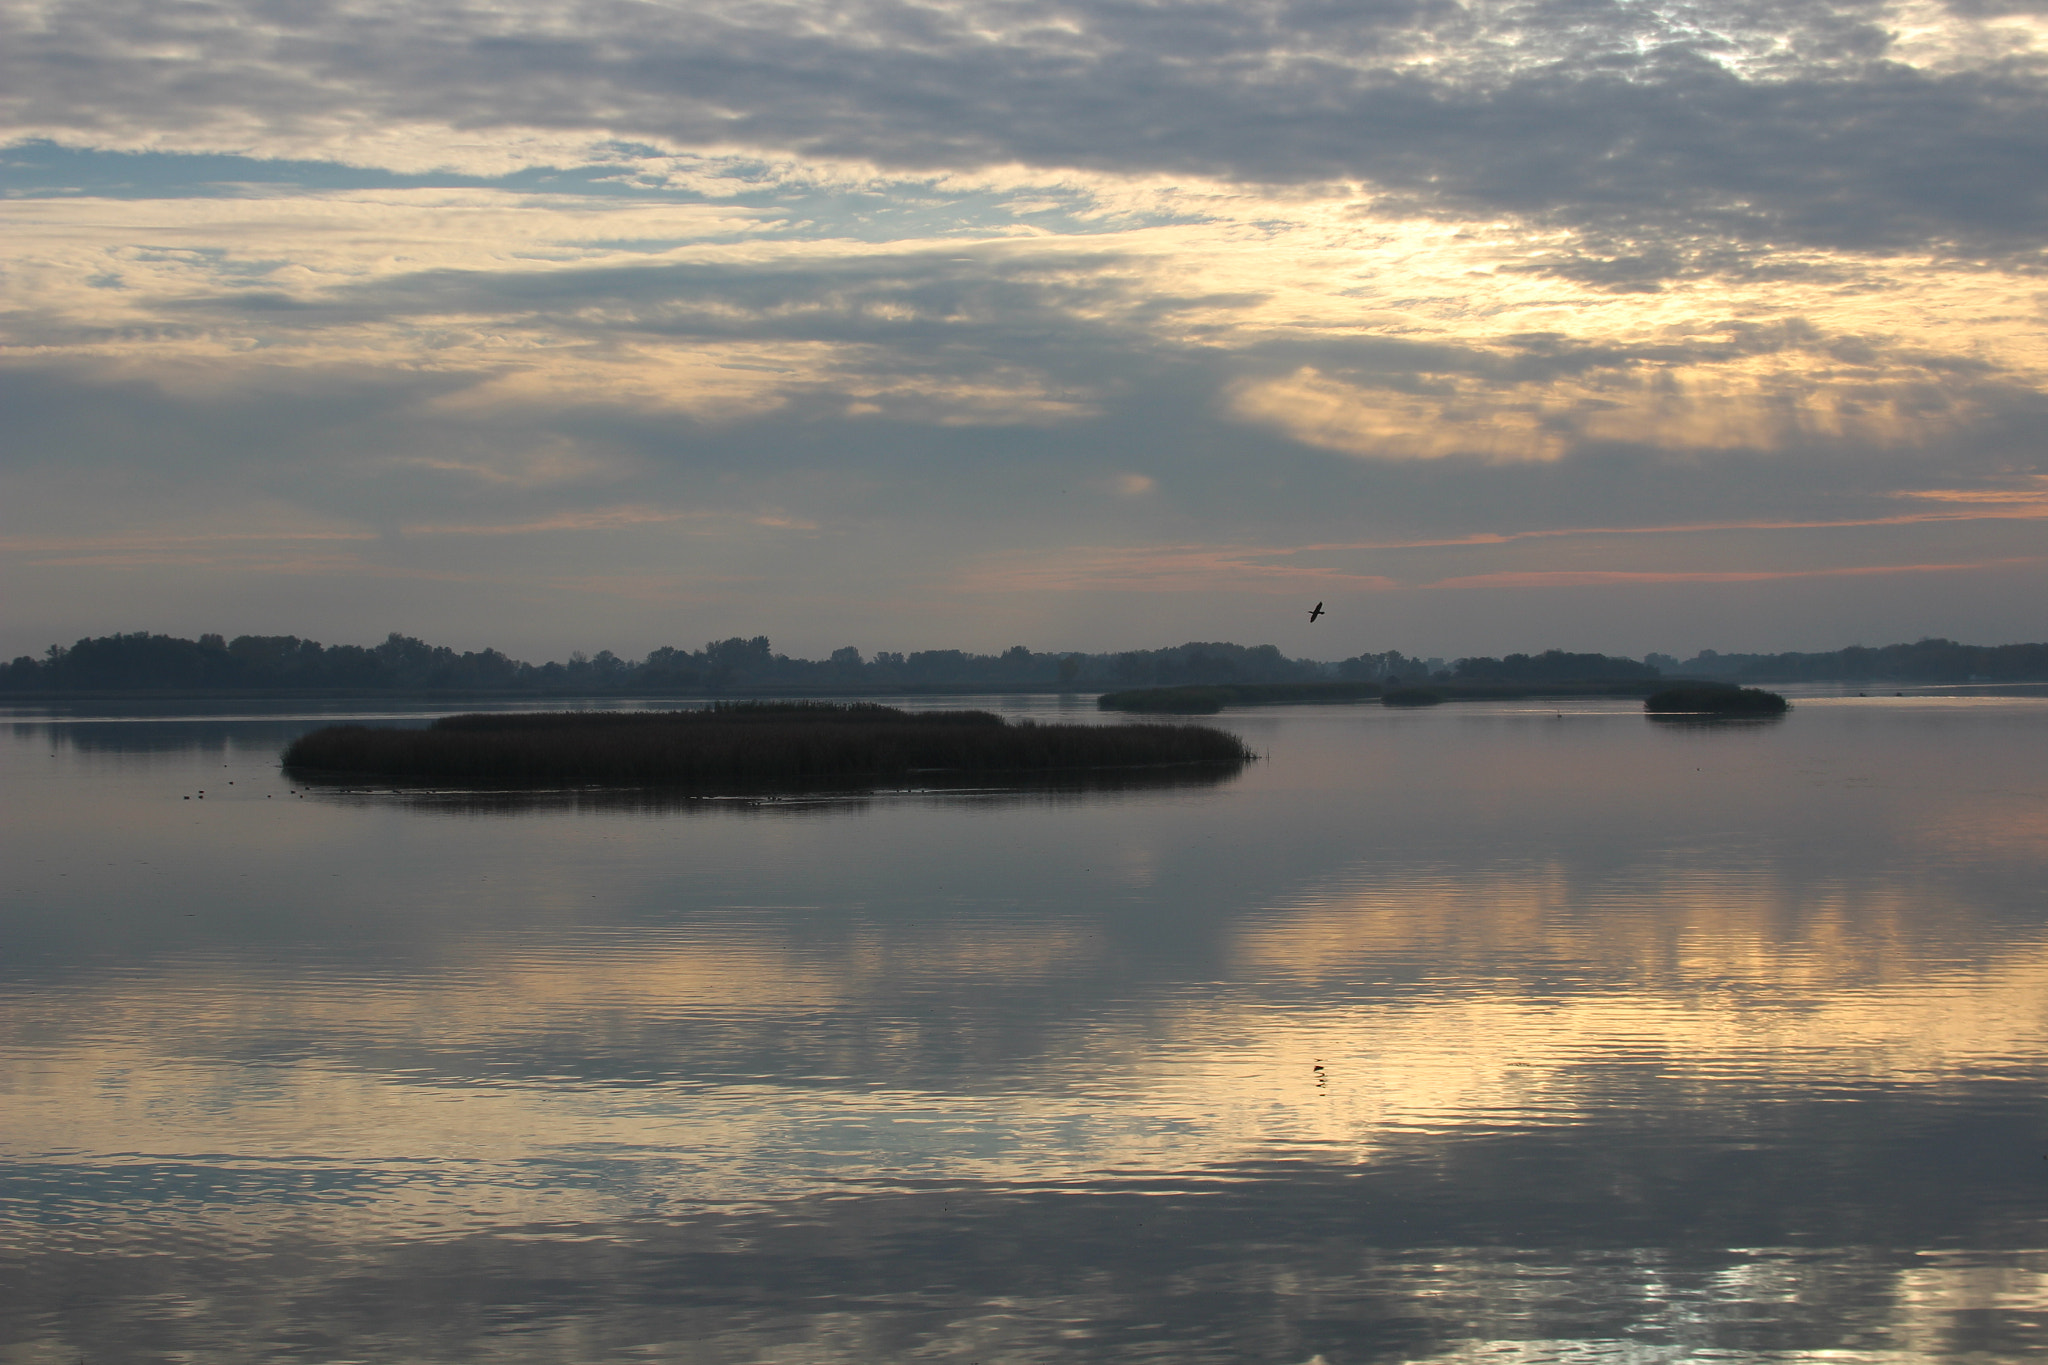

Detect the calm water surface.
xmin=3 ymin=693 xmax=2047 ymax=1362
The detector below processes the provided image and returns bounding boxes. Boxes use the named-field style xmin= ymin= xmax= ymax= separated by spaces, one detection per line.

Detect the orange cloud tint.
xmin=0 ymin=529 xmax=377 ymax=555
xmin=1315 ymin=499 xmax=2048 ymax=556
xmin=1427 ymin=558 xmax=2043 ymax=590
xmin=969 ymin=543 xmax=2044 ymax=598
xmin=960 ymin=545 xmax=1403 ymax=594
xmin=1892 ymin=484 xmax=2048 ymax=506
xmin=399 ymin=506 xmax=817 ymax=536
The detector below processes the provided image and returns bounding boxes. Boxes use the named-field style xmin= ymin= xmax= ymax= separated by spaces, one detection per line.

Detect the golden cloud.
xmin=1232 ymin=354 xmax=2004 ymax=462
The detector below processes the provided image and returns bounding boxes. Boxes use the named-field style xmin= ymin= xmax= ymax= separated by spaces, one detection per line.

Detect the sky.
xmin=3 ymin=0 xmax=2046 ymax=664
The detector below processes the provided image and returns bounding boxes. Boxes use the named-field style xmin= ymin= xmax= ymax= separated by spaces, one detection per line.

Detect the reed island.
xmin=282 ymin=702 xmax=1254 ymax=790
xmin=1644 ymin=685 xmax=1790 ymax=716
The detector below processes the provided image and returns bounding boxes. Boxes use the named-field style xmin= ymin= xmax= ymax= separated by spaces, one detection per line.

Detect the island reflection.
xmin=291 ymin=760 xmax=1250 ymax=815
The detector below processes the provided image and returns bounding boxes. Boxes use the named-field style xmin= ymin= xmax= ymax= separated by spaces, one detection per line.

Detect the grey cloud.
xmin=154 ymin=248 xmax=1261 ymax=401
xmin=125 ymin=243 xmax=2047 ymax=476
xmin=6 ymin=0 xmax=2047 ymax=259
xmin=1231 ymin=313 xmax=2013 ymax=394
xmin=14 ymin=296 xmax=2040 ymax=529
xmin=1943 ymin=0 xmax=2048 ymax=16
xmin=149 ymin=247 xmax=1935 ymax=385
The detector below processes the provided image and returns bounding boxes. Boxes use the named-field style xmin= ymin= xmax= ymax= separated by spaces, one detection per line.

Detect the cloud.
xmin=1232 ymin=367 xmax=1572 ymax=462
xmin=1230 ymin=345 xmax=2026 ymax=462
xmin=7 ymin=0 xmax=2048 ymax=262
xmin=5 ymin=0 xmax=2048 ymax=655
xmin=399 ymin=505 xmax=817 ymax=535
xmin=11 ymin=183 xmax=2043 ymax=458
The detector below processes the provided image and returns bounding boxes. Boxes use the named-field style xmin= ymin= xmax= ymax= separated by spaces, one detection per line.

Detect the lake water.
xmin=4 ymin=692 xmax=2047 ymax=1362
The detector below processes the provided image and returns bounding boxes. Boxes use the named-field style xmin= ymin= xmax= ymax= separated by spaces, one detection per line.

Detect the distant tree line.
xmin=1331 ymin=650 xmax=1450 ymax=683
xmin=1448 ymin=650 xmax=1659 ymax=683
xmin=1657 ymin=638 xmax=2048 ymax=683
xmin=1 ymin=631 xmax=1428 ymax=694
xmin=4 ymin=632 xmax=535 ymax=693
xmin=6 ymin=630 xmax=2042 ymax=695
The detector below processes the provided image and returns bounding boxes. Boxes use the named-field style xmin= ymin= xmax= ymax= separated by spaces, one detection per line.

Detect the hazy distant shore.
xmin=0 ymin=681 xmax=1101 ymax=704
xmin=1098 ymin=679 xmax=1681 ymax=713
xmin=9 ymin=631 xmax=2048 ymax=698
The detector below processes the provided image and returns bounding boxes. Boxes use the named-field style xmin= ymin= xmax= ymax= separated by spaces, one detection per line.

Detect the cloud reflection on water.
xmin=6 ymin=700 xmax=2048 ymax=1358
xmin=9 ymin=864 xmax=2048 ymax=1222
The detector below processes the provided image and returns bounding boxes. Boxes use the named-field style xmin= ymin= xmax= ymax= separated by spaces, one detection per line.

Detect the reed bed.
xmin=1380 ymin=687 xmax=1444 ymax=707
xmin=1645 ymin=686 xmax=1790 ymax=715
xmin=282 ymin=703 xmax=1254 ymax=789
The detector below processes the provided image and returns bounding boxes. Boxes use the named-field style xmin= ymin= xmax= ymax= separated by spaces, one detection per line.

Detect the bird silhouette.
xmin=1308 ymin=601 xmax=1325 ymax=623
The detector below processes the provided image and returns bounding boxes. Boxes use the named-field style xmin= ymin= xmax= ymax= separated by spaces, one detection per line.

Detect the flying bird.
xmin=1308 ymin=602 xmax=1325 ymax=623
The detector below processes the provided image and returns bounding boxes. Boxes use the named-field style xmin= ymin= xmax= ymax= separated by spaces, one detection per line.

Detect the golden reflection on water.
xmin=10 ymin=862 xmax=2048 ymax=1249
xmin=1238 ymin=867 xmax=1938 ymax=993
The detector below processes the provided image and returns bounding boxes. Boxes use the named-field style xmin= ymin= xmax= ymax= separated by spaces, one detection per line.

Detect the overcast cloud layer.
xmin=4 ymin=0 xmax=2046 ymax=660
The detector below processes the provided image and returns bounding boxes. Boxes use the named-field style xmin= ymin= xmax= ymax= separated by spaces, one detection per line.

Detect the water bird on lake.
xmin=1308 ymin=602 xmax=1325 ymax=623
